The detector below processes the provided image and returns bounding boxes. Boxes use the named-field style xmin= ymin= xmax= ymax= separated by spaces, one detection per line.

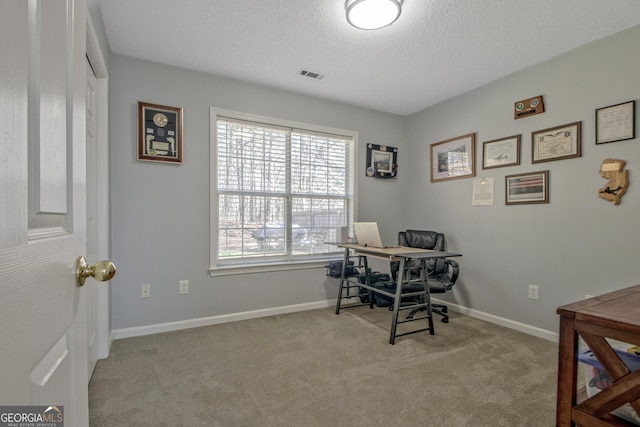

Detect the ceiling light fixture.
xmin=346 ymin=0 xmax=403 ymax=30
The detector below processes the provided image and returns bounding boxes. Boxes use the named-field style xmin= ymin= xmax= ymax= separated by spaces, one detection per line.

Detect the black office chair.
xmin=390 ymin=230 xmax=459 ymax=323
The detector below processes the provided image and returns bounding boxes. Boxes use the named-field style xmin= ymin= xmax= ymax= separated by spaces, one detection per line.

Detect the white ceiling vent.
xmin=299 ymin=69 xmax=325 ymax=80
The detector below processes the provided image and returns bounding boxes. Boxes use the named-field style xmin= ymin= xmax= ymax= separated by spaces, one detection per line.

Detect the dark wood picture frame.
xmin=505 ymin=170 xmax=549 ymax=205
xmin=482 ymin=134 xmax=521 ymax=169
xmin=532 ymin=122 xmax=581 ymax=164
xmin=137 ymin=101 xmax=183 ymax=164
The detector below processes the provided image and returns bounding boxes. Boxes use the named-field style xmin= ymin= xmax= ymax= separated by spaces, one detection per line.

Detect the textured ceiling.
xmin=92 ymin=0 xmax=640 ymax=116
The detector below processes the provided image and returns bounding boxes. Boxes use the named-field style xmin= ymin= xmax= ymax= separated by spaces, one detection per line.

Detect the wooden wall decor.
xmin=598 ymin=158 xmax=628 ymax=205
xmin=514 ymin=95 xmax=544 ymax=119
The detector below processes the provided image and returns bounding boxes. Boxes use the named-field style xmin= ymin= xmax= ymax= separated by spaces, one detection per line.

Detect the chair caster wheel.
xmin=441 ymin=318 xmax=449 ymax=323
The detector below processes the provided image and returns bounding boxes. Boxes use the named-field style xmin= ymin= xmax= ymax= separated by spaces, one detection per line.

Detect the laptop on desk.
xmin=353 ymin=222 xmax=398 ymax=249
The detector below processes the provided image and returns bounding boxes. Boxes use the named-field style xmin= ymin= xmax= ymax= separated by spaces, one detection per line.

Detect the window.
xmin=210 ymin=108 xmax=355 ymax=273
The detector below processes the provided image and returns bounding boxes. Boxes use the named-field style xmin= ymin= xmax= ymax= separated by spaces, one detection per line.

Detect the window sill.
xmin=209 ymin=257 xmax=341 ymax=277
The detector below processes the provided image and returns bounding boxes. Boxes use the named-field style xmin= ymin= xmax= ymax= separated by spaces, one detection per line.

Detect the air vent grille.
xmin=299 ymin=69 xmax=325 ymax=80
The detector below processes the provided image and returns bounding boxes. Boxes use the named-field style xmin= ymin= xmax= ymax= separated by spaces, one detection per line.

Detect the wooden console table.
xmin=556 ymin=284 xmax=640 ymax=426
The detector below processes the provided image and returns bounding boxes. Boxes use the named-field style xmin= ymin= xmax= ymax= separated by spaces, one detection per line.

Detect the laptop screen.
xmin=353 ymin=222 xmax=384 ymax=247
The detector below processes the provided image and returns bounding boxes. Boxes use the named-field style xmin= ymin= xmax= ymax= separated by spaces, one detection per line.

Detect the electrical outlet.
xmin=141 ymin=284 xmax=151 ymax=298
xmin=179 ymin=280 xmax=189 ymax=295
xmin=528 ymin=284 xmax=539 ymax=301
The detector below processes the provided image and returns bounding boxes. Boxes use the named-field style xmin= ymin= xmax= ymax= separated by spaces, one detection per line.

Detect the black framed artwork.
xmin=366 ymin=144 xmax=397 ymax=179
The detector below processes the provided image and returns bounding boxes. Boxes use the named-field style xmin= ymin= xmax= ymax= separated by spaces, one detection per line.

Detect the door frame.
xmin=86 ymin=16 xmax=111 ymax=359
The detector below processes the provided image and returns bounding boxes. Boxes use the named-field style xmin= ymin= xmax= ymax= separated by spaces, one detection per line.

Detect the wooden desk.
xmin=556 ymin=284 xmax=640 ymax=426
xmin=332 ymin=243 xmax=462 ymax=345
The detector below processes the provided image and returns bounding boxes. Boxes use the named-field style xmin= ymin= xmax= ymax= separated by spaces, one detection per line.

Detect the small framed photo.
xmin=137 ymin=101 xmax=183 ymax=164
xmin=482 ymin=134 xmax=521 ymax=169
xmin=532 ymin=122 xmax=581 ymax=164
xmin=366 ymin=144 xmax=397 ymax=179
xmin=596 ymin=100 xmax=635 ymax=145
xmin=430 ymin=133 xmax=475 ymax=182
xmin=505 ymin=170 xmax=549 ymax=205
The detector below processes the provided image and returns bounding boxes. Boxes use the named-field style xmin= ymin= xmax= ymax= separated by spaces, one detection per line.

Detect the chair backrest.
xmin=399 ymin=230 xmax=444 ymax=251
xmin=398 ymin=230 xmax=446 ymax=274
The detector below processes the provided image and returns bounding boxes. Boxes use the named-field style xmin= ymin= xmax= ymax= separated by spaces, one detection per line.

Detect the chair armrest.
xmin=390 ymin=261 xmax=400 ymax=281
xmin=445 ymin=259 xmax=459 ymax=284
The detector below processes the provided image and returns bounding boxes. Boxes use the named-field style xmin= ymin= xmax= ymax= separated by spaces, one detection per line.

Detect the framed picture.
xmin=532 ymin=122 xmax=581 ymax=164
xmin=137 ymin=101 xmax=183 ymax=164
xmin=430 ymin=133 xmax=475 ymax=182
xmin=505 ymin=170 xmax=549 ymax=205
xmin=596 ymin=100 xmax=635 ymax=145
xmin=366 ymin=144 xmax=397 ymax=179
xmin=482 ymin=134 xmax=521 ymax=169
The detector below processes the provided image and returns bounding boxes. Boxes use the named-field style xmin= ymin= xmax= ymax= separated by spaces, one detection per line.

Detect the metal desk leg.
xmin=389 ymin=257 xmax=406 ymax=345
xmin=420 ymin=259 xmax=435 ymax=335
xmin=335 ymin=247 xmax=350 ymax=315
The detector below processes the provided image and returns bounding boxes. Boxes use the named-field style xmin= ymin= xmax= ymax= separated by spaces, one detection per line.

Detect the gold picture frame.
xmin=430 ymin=133 xmax=475 ymax=182
xmin=137 ymin=101 xmax=183 ymax=164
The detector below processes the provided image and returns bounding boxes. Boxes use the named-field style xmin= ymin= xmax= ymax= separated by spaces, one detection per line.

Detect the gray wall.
xmin=403 ymin=24 xmax=640 ymax=332
xmin=110 ymin=24 xmax=640 ymax=334
xmin=109 ymin=55 xmax=406 ymax=330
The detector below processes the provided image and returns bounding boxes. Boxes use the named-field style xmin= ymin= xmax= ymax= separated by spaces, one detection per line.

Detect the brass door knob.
xmin=76 ymin=256 xmax=116 ymax=286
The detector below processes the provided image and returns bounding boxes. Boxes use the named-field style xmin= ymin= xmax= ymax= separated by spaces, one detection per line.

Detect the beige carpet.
xmin=89 ymin=305 xmax=558 ymax=426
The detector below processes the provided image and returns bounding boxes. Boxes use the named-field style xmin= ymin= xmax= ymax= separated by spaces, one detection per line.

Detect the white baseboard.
xmin=436 ymin=298 xmax=558 ymax=342
xmin=112 ymin=298 xmax=558 ymax=343
xmin=112 ymin=300 xmax=335 ymax=340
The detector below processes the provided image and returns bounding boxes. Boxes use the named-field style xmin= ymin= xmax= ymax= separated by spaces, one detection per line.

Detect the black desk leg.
xmin=335 ymin=247 xmax=350 ymax=315
xmin=421 ymin=259 xmax=435 ymax=335
xmin=389 ymin=257 xmax=406 ymax=344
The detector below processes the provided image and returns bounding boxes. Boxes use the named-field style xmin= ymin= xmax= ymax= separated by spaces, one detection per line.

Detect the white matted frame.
xmin=430 ymin=133 xmax=475 ymax=182
xmin=596 ymin=100 xmax=635 ymax=145
xmin=532 ymin=122 xmax=581 ymax=164
xmin=482 ymin=134 xmax=521 ymax=169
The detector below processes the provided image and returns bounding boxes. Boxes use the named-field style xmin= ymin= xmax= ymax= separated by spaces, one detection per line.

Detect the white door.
xmin=0 ymin=0 xmax=92 ymax=425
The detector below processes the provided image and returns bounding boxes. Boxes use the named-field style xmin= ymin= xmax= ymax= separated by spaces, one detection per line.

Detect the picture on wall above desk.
xmin=532 ymin=121 xmax=581 ymax=164
xmin=137 ymin=101 xmax=183 ymax=164
xmin=430 ymin=133 xmax=476 ymax=182
xmin=366 ymin=144 xmax=397 ymax=179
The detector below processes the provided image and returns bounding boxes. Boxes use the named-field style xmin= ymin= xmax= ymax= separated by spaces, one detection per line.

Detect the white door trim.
xmin=86 ymin=16 xmax=111 ymax=359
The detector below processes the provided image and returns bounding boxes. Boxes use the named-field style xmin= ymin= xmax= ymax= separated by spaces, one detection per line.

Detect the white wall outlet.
xmin=179 ymin=280 xmax=189 ymax=295
xmin=141 ymin=284 xmax=151 ymax=298
xmin=528 ymin=284 xmax=539 ymax=301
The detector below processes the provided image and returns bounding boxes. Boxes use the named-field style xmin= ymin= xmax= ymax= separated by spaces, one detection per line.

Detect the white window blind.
xmin=212 ymin=111 xmax=355 ymax=270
